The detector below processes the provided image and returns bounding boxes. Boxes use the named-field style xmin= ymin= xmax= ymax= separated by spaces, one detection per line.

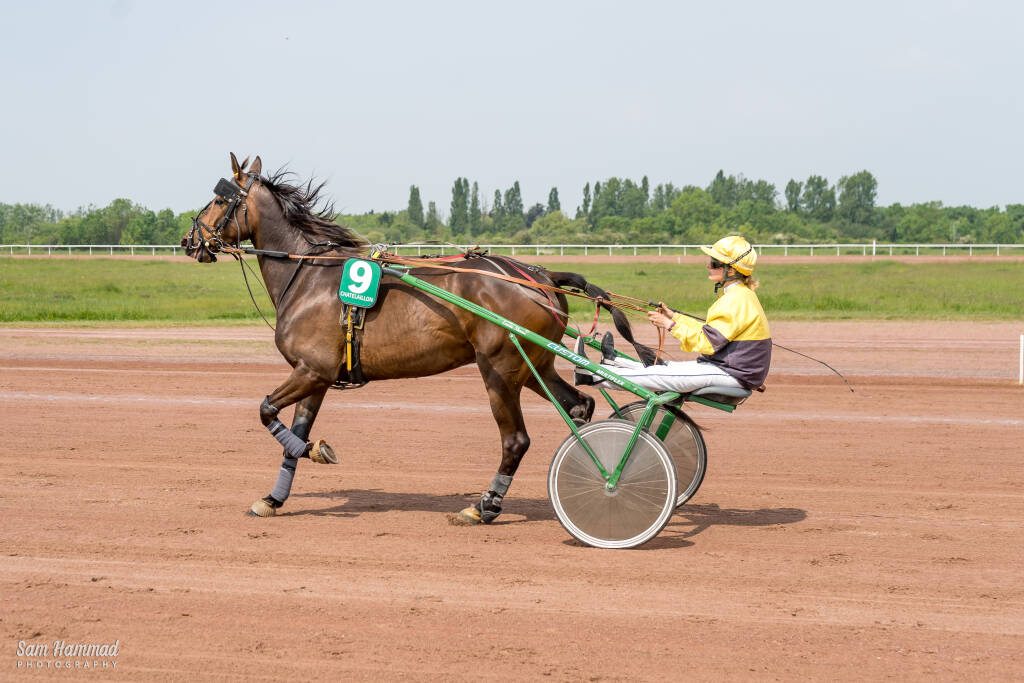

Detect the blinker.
xmin=214 ymin=178 xmax=243 ymax=201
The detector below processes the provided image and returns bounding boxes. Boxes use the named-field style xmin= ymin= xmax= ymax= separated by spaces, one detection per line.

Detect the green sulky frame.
xmin=382 ymin=266 xmax=680 ymax=490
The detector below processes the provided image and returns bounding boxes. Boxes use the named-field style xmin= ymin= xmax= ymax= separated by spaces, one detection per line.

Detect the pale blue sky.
xmin=1 ymin=0 xmax=1021 ymax=215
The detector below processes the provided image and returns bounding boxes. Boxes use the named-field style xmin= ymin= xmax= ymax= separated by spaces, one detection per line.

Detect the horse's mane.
xmin=259 ymin=169 xmax=367 ymax=253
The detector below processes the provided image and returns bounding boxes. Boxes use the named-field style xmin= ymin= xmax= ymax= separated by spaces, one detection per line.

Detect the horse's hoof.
xmin=453 ymin=506 xmax=483 ymax=525
xmin=248 ymin=499 xmax=277 ymax=518
xmin=310 ymin=439 xmax=338 ymax=465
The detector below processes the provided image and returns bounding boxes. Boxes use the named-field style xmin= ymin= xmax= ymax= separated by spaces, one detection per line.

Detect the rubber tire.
xmin=548 ymin=419 xmax=677 ymax=549
xmin=611 ymin=401 xmax=707 ymax=507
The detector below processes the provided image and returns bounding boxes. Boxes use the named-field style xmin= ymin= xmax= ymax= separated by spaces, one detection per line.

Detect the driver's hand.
xmin=647 ymin=311 xmax=672 ymax=330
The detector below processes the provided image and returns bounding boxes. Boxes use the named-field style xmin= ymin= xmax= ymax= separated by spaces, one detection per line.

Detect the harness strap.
xmin=490 ymin=255 xmax=564 ymax=327
xmin=587 ymin=302 xmax=601 ymax=337
xmin=377 ymin=254 xmax=646 ymax=312
xmin=277 ymin=257 xmax=306 ymax=308
xmin=346 ymin=306 xmax=354 ymax=372
xmin=222 ymin=246 xmax=645 ymax=316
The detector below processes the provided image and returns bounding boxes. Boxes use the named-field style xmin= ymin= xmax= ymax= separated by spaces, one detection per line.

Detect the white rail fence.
xmin=2 ymin=243 xmax=1023 ymax=257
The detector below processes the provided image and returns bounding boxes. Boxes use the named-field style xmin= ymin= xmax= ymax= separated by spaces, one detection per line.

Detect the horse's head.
xmin=182 ymin=152 xmax=263 ymax=262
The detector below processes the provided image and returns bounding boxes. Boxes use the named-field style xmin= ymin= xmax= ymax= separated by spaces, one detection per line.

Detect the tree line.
xmin=0 ymin=200 xmax=192 ymax=246
xmin=3 ymin=170 xmax=1022 ymax=247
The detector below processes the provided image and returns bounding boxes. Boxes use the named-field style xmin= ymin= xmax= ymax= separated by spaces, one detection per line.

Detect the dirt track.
xmin=1 ymin=323 xmax=1023 ymax=680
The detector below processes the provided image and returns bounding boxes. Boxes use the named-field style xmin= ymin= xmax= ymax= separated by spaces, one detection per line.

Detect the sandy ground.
xmin=1 ymin=322 xmax=1023 ymax=680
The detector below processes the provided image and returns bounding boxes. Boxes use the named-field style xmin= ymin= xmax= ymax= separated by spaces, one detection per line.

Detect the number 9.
xmin=347 ymin=261 xmax=372 ymax=293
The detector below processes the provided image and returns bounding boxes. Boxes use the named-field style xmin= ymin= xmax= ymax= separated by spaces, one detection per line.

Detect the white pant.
xmin=601 ymin=357 xmax=743 ymax=394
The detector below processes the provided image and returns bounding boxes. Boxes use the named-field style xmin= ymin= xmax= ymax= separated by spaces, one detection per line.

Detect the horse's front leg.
xmin=458 ymin=355 xmax=530 ymax=525
xmin=248 ymin=364 xmax=331 ymax=518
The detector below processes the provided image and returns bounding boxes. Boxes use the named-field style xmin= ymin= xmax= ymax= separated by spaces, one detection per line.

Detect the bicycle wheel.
xmin=548 ymin=419 xmax=676 ymax=549
xmin=612 ymin=401 xmax=707 ymax=507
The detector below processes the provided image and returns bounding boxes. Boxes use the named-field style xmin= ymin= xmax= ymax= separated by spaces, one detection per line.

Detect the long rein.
xmin=222 ymin=241 xmax=851 ymax=392
xmin=218 ymin=245 xmax=666 ymax=354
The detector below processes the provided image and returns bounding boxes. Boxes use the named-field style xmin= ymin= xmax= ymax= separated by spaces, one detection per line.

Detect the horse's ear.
xmin=237 ymin=157 xmax=251 ymax=181
xmin=249 ymin=156 xmax=262 ymax=178
xmin=230 ymin=152 xmax=241 ymax=179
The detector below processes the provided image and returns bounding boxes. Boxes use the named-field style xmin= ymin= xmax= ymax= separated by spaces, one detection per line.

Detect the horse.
xmin=182 ymin=153 xmax=656 ymax=524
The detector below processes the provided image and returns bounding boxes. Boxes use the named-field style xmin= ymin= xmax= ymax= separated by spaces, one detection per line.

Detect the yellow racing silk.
xmin=669 ymin=282 xmax=771 ymax=389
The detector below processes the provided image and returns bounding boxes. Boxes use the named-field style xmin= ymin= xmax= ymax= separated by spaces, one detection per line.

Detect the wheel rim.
xmin=549 ymin=420 xmax=676 ymax=549
xmin=614 ymin=402 xmax=706 ymax=507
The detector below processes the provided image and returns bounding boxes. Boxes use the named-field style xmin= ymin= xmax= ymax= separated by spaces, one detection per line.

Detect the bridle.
xmin=182 ymin=171 xmax=286 ymax=329
xmin=182 ymin=173 xmax=257 ymax=261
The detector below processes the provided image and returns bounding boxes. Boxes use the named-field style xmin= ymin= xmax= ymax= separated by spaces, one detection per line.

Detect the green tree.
xmin=1005 ymin=204 xmax=1024 ymax=243
xmin=670 ymin=187 xmax=724 ymax=240
xmin=502 ymin=181 xmax=524 ymax=231
xmin=529 ymin=210 xmax=582 ymax=240
xmin=407 ymin=186 xmax=424 ymax=229
xmin=425 ymin=201 xmax=441 ymax=236
xmin=547 ymin=187 xmax=560 ymax=213
xmin=588 ymin=181 xmax=602 ymax=228
xmin=121 ymin=210 xmax=157 ymax=244
xmin=985 ymin=212 xmax=1016 ymax=243
xmin=708 ymin=170 xmax=739 ymax=207
xmin=801 ymin=175 xmax=835 ymax=222
xmin=449 ymin=177 xmax=469 ymax=235
xmin=650 ymin=183 xmax=680 ymax=213
xmin=748 ymin=180 xmax=777 ymax=206
xmin=589 ymin=177 xmax=649 ymax=222
xmin=491 ymin=190 xmax=504 ymax=220
xmin=785 ymin=180 xmax=802 ymax=212
xmin=0 ymin=203 xmax=63 ymax=243
xmin=525 ymin=203 xmax=546 ymax=228
xmin=836 ymin=170 xmax=878 ymax=225
xmin=469 ymin=182 xmax=481 ymax=236
xmin=152 ymin=209 xmax=179 ymax=243
xmin=580 ymin=182 xmax=591 ymax=219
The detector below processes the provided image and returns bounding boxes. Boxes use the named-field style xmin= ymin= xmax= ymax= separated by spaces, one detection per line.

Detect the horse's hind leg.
xmin=526 ymin=366 xmax=595 ymax=426
xmin=458 ymin=354 xmax=531 ymax=525
xmin=249 ymin=364 xmax=331 ymax=518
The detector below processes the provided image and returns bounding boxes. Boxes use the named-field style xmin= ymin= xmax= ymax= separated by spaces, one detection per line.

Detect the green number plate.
xmin=338 ymin=258 xmax=382 ymax=308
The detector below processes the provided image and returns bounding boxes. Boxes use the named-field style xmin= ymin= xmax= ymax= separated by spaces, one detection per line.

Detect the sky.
xmin=2 ymin=0 xmax=1022 ymax=217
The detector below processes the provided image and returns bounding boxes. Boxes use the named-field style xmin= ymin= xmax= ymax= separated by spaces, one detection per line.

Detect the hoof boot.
xmin=248 ymin=499 xmax=277 ymax=518
xmin=310 ymin=439 xmax=338 ymax=465
xmin=455 ymin=506 xmax=483 ymax=525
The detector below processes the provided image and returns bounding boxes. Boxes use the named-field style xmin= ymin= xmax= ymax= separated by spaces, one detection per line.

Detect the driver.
xmin=575 ymin=235 xmax=771 ymax=393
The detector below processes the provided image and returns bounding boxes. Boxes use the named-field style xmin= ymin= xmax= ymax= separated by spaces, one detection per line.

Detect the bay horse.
xmin=182 ymin=153 xmax=656 ymax=524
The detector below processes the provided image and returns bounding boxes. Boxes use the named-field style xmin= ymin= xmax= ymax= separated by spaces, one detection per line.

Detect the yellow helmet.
xmin=700 ymin=235 xmax=756 ymax=275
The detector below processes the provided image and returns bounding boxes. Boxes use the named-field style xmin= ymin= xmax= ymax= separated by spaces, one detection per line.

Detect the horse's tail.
xmin=547 ymin=270 xmax=659 ymax=367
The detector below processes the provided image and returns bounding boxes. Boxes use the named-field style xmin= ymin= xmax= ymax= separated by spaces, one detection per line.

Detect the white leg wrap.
xmin=267 ymin=419 xmax=307 ymax=459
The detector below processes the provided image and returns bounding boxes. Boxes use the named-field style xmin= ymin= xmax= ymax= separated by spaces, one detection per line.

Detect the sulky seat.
xmin=687 ymin=385 xmax=753 ymax=407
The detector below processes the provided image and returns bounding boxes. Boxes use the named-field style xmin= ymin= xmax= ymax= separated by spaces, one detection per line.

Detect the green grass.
xmin=1 ymin=257 xmax=1022 ymax=323
xmin=0 ymin=258 xmax=275 ymax=323
xmin=549 ymin=259 xmax=1024 ymax=321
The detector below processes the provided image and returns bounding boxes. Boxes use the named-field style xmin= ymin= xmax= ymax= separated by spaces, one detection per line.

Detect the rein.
xmin=609 ymin=290 xmax=856 ymax=393
xmin=222 ymin=245 xmax=646 ymax=315
xmin=191 ymin=179 xmax=651 ymax=346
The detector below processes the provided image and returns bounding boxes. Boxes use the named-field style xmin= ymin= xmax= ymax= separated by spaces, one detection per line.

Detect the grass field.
xmin=1 ymin=257 xmax=1022 ymax=323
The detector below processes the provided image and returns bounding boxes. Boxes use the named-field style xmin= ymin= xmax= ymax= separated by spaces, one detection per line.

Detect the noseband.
xmin=184 ymin=173 xmax=256 ymax=261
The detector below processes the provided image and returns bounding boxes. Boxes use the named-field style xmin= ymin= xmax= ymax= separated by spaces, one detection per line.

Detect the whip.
xmin=645 ymin=299 xmax=857 ymax=393
xmin=593 ymin=291 xmax=860 ymax=394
